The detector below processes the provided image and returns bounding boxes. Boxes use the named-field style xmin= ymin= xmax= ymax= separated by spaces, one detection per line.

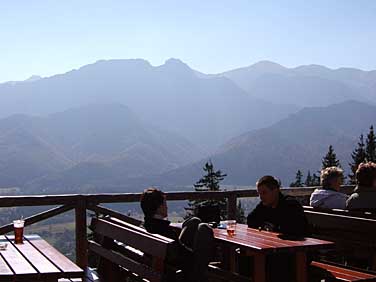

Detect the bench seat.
xmin=311 ymin=261 xmax=376 ymax=282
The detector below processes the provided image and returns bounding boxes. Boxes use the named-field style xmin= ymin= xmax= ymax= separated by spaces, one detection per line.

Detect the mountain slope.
xmin=156 ymin=100 xmax=376 ymax=187
xmin=0 ymin=104 xmax=203 ymax=191
xmin=0 ymin=59 xmax=298 ymax=148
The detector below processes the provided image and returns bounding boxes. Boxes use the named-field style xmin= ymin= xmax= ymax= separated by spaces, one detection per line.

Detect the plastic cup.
xmin=226 ymin=220 xmax=236 ymax=236
xmin=13 ymin=220 xmax=25 ymax=244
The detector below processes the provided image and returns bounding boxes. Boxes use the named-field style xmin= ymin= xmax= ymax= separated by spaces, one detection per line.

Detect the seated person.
xmin=244 ymin=176 xmax=308 ymax=282
xmin=347 ymin=162 xmax=376 ymax=211
xmin=248 ymin=175 xmax=308 ymax=236
xmin=310 ymin=166 xmax=347 ymax=209
xmin=140 ymin=187 xmax=214 ymax=282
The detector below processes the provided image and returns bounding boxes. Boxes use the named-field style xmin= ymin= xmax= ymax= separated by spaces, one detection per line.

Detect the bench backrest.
xmin=89 ymin=217 xmax=176 ymax=282
xmin=305 ymin=210 xmax=376 ymax=244
xmin=303 ymin=206 xmax=376 ymax=220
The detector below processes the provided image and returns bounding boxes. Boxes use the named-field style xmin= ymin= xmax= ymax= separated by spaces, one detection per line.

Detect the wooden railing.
xmin=0 ymin=185 xmax=355 ymax=268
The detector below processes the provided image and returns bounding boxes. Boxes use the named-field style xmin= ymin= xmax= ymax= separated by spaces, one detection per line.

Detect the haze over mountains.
xmin=0 ymin=59 xmax=296 ymax=149
xmin=221 ymin=61 xmax=376 ymax=106
xmin=157 ymin=101 xmax=376 ymax=187
xmin=0 ymin=59 xmax=375 ymax=193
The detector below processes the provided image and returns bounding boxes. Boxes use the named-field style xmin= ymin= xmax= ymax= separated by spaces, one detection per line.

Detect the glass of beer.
xmin=226 ymin=220 xmax=236 ymax=236
xmin=13 ymin=219 xmax=25 ymax=244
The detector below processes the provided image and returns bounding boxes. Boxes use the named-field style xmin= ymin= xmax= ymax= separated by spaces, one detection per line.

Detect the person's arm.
xmin=247 ymin=203 xmax=264 ymax=228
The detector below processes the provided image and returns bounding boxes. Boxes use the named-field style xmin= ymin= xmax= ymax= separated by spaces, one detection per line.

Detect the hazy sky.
xmin=1 ymin=0 xmax=376 ymax=82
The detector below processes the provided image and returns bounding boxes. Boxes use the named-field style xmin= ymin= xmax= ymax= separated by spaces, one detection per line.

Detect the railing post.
xmin=75 ymin=196 xmax=88 ymax=269
xmin=227 ymin=193 xmax=237 ymax=220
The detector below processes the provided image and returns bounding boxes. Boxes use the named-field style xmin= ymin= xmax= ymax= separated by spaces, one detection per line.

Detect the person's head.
xmin=140 ymin=187 xmax=168 ymax=218
xmin=356 ymin=162 xmax=376 ymax=187
xmin=256 ymin=175 xmax=281 ymax=207
xmin=320 ymin=167 xmax=343 ymax=191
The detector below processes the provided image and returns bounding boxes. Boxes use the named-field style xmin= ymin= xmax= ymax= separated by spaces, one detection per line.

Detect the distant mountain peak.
xmin=161 ymin=58 xmax=192 ymax=70
xmin=157 ymin=58 xmax=194 ymax=76
xmin=251 ymin=60 xmax=286 ymax=70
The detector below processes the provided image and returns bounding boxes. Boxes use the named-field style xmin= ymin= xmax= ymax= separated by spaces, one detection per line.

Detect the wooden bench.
xmin=303 ymin=206 xmax=376 ymax=220
xmin=304 ymin=209 xmax=376 ymax=270
xmin=89 ymin=216 xmax=179 ymax=282
xmin=310 ymin=261 xmax=376 ymax=282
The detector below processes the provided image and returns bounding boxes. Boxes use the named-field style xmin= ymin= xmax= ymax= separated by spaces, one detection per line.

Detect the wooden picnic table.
xmin=0 ymin=234 xmax=84 ymax=282
xmin=172 ymin=222 xmax=334 ymax=282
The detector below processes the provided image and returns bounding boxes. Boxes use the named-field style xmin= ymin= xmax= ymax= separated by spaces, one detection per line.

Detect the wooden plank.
xmin=0 ymin=236 xmax=37 ymax=278
xmin=227 ymin=194 xmax=237 ymax=220
xmin=88 ymin=241 xmax=161 ymax=282
xmin=0 ymin=204 xmax=75 ymax=235
xmin=6 ymin=235 xmax=60 ymax=278
xmin=105 ymin=217 xmax=173 ymax=243
xmin=75 ymin=198 xmax=88 ymax=268
xmin=213 ymin=225 xmax=333 ymax=253
xmin=311 ymin=261 xmax=376 ymax=281
xmin=91 ymin=218 xmax=171 ymax=258
xmin=253 ymin=254 xmax=266 ymax=282
xmin=26 ymin=235 xmax=83 ymax=278
xmin=295 ymin=251 xmax=307 ymax=282
xmin=0 ymin=249 xmax=13 ymax=281
xmin=88 ymin=205 xmax=142 ymax=226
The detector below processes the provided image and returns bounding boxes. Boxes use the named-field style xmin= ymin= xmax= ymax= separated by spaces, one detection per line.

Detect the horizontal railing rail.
xmin=0 ymin=185 xmax=356 ymax=268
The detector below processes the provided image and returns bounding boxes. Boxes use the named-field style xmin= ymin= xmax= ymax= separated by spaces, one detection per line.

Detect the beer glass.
xmin=13 ymin=219 xmax=25 ymax=244
xmin=226 ymin=220 xmax=236 ymax=236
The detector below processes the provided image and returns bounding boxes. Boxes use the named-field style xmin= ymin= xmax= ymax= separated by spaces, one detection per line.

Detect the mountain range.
xmin=155 ymin=100 xmax=376 ymax=187
xmin=220 ymin=61 xmax=376 ymax=106
xmin=0 ymin=59 xmax=296 ymax=149
xmin=0 ymin=59 xmax=376 ymax=193
xmin=0 ymin=104 xmax=202 ymax=191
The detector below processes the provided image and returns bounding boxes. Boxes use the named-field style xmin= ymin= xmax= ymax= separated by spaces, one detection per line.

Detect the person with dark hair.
xmin=347 ymin=162 xmax=376 ymax=211
xmin=140 ymin=187 xmax=214 ymax=282
xmin=247 ymin=175 xmax=308 ymax=236
xmin=243 ymin=176 xmax=309 ymax=281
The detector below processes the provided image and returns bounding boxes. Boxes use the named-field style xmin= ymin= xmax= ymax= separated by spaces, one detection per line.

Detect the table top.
xmin=172 ymin=223 xmax=334 ymax=254
xmin=214 ymin=224 xmax=334 ymax=253
xmin=0 ymin=234 xmax=84 ymax=281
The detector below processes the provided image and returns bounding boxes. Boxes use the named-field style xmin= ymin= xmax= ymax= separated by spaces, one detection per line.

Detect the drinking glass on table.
xmin=226 ymin=220 xmax=236 ymax=236
xmin=13 ymin=219 xmax=25 ymax=244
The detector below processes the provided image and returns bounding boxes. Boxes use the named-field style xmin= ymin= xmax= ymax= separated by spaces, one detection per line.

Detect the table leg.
xmin=296 ymin=251 xmax=307 ymax=282
xmin=253 ymin=254 xmax=266 ymax=282
xmin=222 ymin=245 xmax=237 ymax=272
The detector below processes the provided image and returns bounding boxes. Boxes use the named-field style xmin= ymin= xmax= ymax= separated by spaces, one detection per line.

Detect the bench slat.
xmin=89 ymin=240 xmax=162 ymax=282
xmin=311 ymin=261 xmax=376 ymax=281
xmin=91 ymin=218 xmax=173 ymax=258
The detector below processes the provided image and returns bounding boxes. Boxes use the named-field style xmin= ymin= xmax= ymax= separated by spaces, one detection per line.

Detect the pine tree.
xmin=311 ymin=173 xmax=321 ymax=186
xmin=305 ymin=170 xmax=313 ymax=186
xmin=290 ymin=170 xmax=304 ymax=187
xmin=187 ymin=161 xmax=227 ymax=219
xmin=322 ymin=145 xmax=341 ymax=169
xmin=348 ymin=134 xmax=366 ymax=184
xmin=366 ymin=125 xmax=376 ymax=162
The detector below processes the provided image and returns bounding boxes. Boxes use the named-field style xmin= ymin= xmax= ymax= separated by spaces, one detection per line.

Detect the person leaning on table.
xmin=247 ymin=175 xmax=308 ymax=236
xmin=240 ymin=175 xmax=308 ymax=282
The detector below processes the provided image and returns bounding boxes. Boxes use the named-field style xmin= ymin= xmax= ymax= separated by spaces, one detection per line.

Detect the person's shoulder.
xmin=282 ymin=195 xmax=303 ymax=209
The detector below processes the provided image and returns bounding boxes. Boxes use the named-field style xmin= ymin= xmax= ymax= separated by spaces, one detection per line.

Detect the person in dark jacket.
xmin=347 ymin=162 xmax=376 ymax=211
xmin=247 ymin=175 xmax=308 ymax=236
xmin=140 ymin=187 xmax=214 ymax=282
xmin=243 ymin=176 xmax=309 ymax=282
